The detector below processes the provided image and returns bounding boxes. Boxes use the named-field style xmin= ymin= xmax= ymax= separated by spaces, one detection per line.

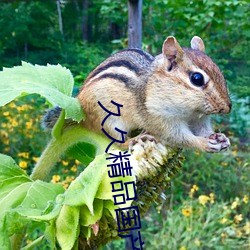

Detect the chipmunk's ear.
xmin=162 ymin=36 xmax=184 ymax=63
xmin=191 ymin=36 xmax=205 ymax=52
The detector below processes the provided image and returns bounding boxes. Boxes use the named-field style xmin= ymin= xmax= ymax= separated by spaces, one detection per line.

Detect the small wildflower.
xmin=220 ymin=217 xmax=228 ymax=224
xmin=234 ymin=214 xmax=243 ymax=224
xmin=62 ymin=160 xmax=69 ymax=166
xmin=63 ymin=182 xmax=69 ymax=189
xmin=19 ymin=161 xmax=28 ymax=169
xmin=71 ymin=165 xmax=77 ymax=172
xmin=221 ymin=232 xmax=227 ymax=238
xmin=198 ymin=195 xmax=210 ymax=206
xmin=189 ymin=184 xmax=199 ymax=197
xmin=243 ymin=195 xmax=248 ymax=204
xmin=66 ymin=176 xmax=75 ymax=182
xmin=209 ymin=193 xmax=215 ymax=204
xmin=235 ymin=229 xmax=243 ymax=237
xmin=194 ymin=238 xmax=201 ymax=247
xmin=221 ymin=162 xmax=228 ymax=167
xmin=244 ymin=221 xmax=250 ymax=234
xmin=182 ymin=207 xmax=192 ymax=217
xmin=232 ymin=150 xmax=237 ymax=156
xmin=11 ymin=119 xmax=18 ymax=127
xmin=32 ymin=157 xmax=39 ymax=162
xmin=3 ymin=111 xmax=9 ymax=116
xmin=26 ymin=121 xmax=33 ymax=129
xmin=18 ymin=152 xmax=29 ymax=159
xmin=179 ymin=247 xmax=186 ymax=250
xmin=51 ymin=175 xmax=61 ymax=183
xmin=231 ymin=197 xmax=240 ymax=209
xmin=75 ymin=159 xmax=81 ymax=165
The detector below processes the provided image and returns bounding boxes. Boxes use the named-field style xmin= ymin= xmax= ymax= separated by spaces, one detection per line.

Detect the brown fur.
xmin=77 ymin=36 xmax=231 ymax=152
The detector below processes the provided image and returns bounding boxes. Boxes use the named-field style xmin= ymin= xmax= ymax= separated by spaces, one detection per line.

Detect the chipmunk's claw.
xmin=128 ymin=134 xmax=156 ymax=152
xmin=207 ymin=133 xmax=230 ymax=152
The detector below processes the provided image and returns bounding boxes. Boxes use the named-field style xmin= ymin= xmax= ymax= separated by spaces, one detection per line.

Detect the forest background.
xmin=0 ymin=0 xmax=249 ymax=249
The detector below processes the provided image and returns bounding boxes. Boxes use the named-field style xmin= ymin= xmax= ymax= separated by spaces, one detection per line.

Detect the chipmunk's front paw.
xmin=128 ymin=134 xmax=156 ymax=152
xmin=206 ymin=133 xmax=230 ymax=152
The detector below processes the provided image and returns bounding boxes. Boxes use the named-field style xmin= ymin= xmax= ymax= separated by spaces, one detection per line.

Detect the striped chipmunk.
xmin=43 ymin=36 xmax=232 ymax=153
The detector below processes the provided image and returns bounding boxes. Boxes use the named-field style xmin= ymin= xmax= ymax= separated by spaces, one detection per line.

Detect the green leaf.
xmin=20 ymin=181 xmax=64 ymax=213
xmin=0 ymin=154 xmax=30 ymax=181
xmin=103 ymin=200 xmax=117 ymax=218
xmin=56 ymin=205 xmax=80 ymax=250
xmin=63 ymin=154 xmax=107 ymax=213
xmin=0 ymin=176 xmax=31 ymax=201
xmin=0 ymin=62 xmax=85 ymax=122
xmin=79 ymin=199 xmax=103 ymax=226
xmin=66 ymin=142 xmax=96 ymax=165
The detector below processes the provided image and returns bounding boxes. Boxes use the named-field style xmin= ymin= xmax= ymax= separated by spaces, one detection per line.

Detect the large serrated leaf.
xmin=0 ymin=62 xmax=85 ymax=121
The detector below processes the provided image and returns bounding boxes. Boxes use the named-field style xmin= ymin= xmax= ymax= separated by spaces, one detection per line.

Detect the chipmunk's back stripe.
xmin=125 ymin=48 xmax=154 ymax=62
xmin=91 ymin=60 xmax=140 ymax=79
xmin=96 ymin=73 xmax=130 ymax=85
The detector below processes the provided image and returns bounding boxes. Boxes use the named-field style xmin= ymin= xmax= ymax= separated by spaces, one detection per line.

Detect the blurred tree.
xmin=128 ymin=0 xmax=142 ymax=48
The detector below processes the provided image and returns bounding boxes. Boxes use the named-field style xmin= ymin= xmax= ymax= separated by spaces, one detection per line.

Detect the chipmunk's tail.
xmin=41 ymin=106 xmax=62 ymax=130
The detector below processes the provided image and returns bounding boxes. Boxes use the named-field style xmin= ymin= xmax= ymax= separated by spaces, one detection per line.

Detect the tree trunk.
xmin=82 ymin=0 xmax=89 ymax=41
xmin=56 ymin=0 xmax=63 ymax=36
xmin=128 ymin=0 xmax=142 ymax=49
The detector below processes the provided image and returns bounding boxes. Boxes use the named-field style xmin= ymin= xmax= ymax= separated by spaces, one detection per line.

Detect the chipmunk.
xmin=44 ymin=36 xmax=232 ymax=153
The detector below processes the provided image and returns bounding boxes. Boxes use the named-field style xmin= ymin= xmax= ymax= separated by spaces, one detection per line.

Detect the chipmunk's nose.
xmin=219 ymin=101 xmax=232 ymax=114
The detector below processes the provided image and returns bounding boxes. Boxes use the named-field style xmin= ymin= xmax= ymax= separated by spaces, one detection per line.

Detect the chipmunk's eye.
xmin=190 ymin=72 xmax=204 ymax=87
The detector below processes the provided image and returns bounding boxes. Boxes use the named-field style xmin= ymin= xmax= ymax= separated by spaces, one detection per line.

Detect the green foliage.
xmin=0 ymin=62 xmax=84 ymax=121
xmin=0 ymin=1 xmax=249 ymax=249
xmin=142 ymin=197 xmax=249 ymax=249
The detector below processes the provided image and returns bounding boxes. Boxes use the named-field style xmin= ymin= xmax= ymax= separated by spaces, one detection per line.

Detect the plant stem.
xmin=30 ymin=125 xmax=112 ymax=181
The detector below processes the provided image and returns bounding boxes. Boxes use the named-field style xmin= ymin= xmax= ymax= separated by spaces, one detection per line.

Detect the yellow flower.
xmin=70 ymin=165 xmax=77 ymax=172
xmin=198 ymin=195 xmax=210 ymax=206
xmin=32 ymin=157 xmax=39 ymax=162
xmin=19 ymin=161 xmax=28 ymax=169
xmin=182 ymin=207 xmax=192 ymax=217
xmin=66 ymin=176 xmax=75 ymax=182
xmin=221 ymin=232 xmax=227 ymax=238
xmin=0 ymin=130 xmax=8 ymax=138
xmin=209 ymin=193 xmax=215 ymax=204
xmin=189 ymin=184 xmax=199 ymax=197
xmin=62 ymin=160 xmax=69 ymax=166
xmin=194 ymin=238 xmax=201 ymax=247
xmin=51 ymin=175 xmax=61 ymax=183
xmin=221 ymin=162 xmax=228 ymax=167
xmin=179 ymin=247 xmax=186 ymax=250
xmin=75 ymin=159 xmax=81 ymax=165
xmin=236 ymin=229 xmax=242 ymax=237
xmin=26 ymin=121 xmax=33 ymax=129
xmin=231 ymin=198 xmax=240 ymax=209
xmin=3 ymin=111 xmax=9 ymax=116
xmin=244 ymin=221 xmax=250 ymax=234
xmin=63 ymin=182 xmax=69 ymax=189
xmin=11 ymin=119 xmax=18 ymax=127
xmin=220 ymin=217 xmax=228 ymax=224
xmin=18 ymin=152 xmax=30 ymax=159
xmin=232 ymin=150 xmax=237 ymax=156
xmin=243 ymin=195 xmax=248 ymax=204
xmin=234 ymin=214 xmax=243 ymax=224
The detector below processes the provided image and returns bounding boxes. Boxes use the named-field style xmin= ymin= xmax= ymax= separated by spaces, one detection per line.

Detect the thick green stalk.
xmin=30 ymin=125 xmax=113 ymax=181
